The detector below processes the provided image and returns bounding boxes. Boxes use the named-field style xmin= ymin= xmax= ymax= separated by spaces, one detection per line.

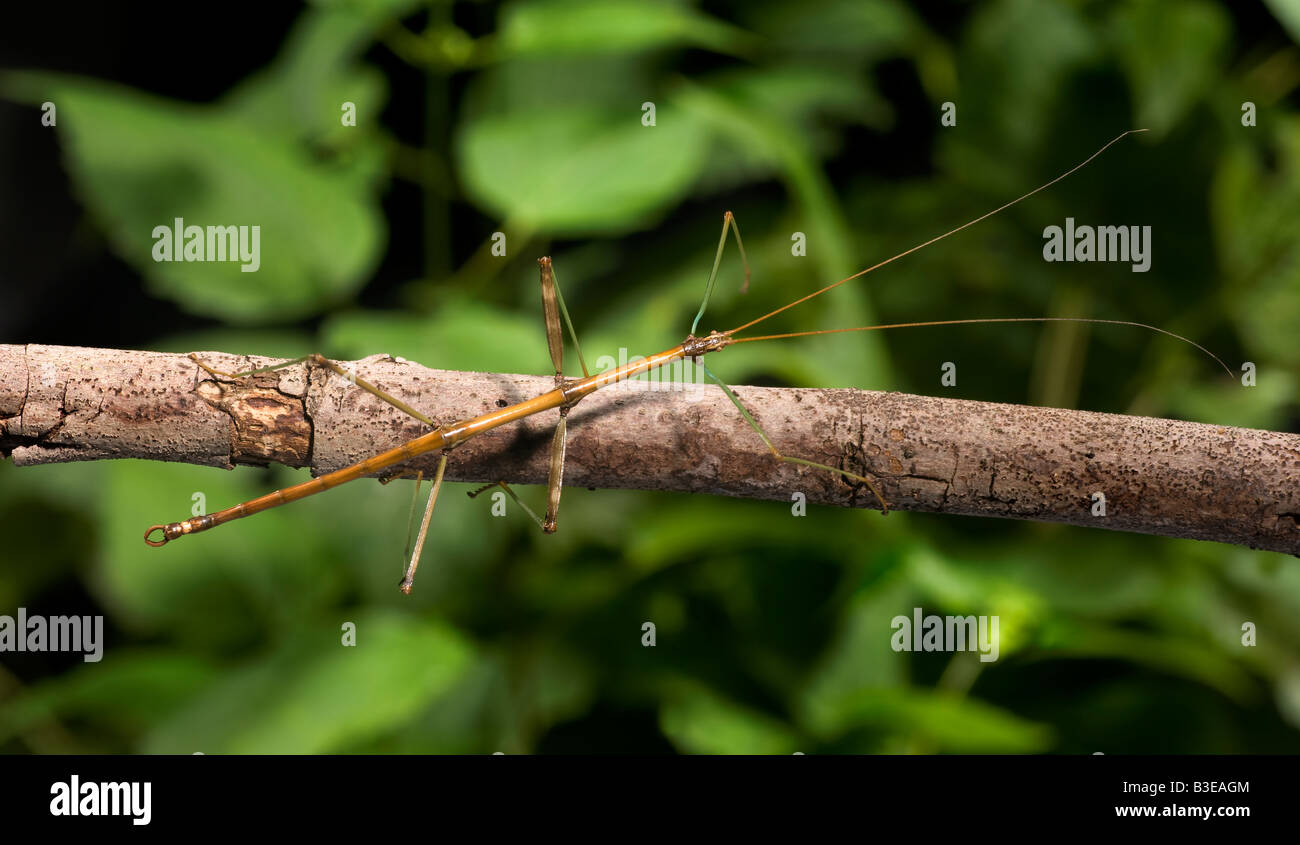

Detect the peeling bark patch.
xmin=227 ymin=395 xmax=310 ymax=465
xmin=194 ymin=380 xmax=311 ymax=466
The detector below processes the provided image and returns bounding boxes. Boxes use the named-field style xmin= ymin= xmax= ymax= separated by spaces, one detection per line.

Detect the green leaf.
xmin=1262 ymin=0 xmax=1300 ymax=45
xmin=96 ymin=460 xmax=348 ymax=639
xmin=975 ymin=536 xmax=1165 ymax=618
xmin=2 ymin=73 xmax=385 ymax=323
xmin=1110 ymin=0 xmax=1229 ymax=136
xmin=660 ymin=684 xmax=802 ymax=754
xmin=798 ymin=579 xmax=912 ymax=736
xmin=308 ymin=0 xmax=431 ymax=21
xmin=1277 ymin=667 xmax=1300 ymax=730
xmin=321 ymin=297 xmax=551 ymax=374
xmin=456 ymin=104 xmax=710 ymax=234
xmin=675 ymin=80 xmax=890 ymax=388
xmin=950 ymin=0 xmax=1097 ymax=171
xmin=750 ymin=0 xmax=917 ymax=55
xmin=903 ymin=545 xmax=1046 ymax=659
xmin=151 ymin=328 xmax=316 ymax=361
xmin=222 ymin=10 xmax=392 ymax=143
xmin=711 ymin=65 xmax=892 ymax=133
xmin=1036 ymin=620 xmax=1257 ymax=704
xmin=812 ymin=687 xmax=1054 ymax=753
xmin=143 ymin=611 xmax=473 ymax=753
xmin=0 ymin=651 xmax=220 ymax=750
xmin=499 ymin=0 xmax=752 ymax=58
xmin=1211 ymin=119 xmax=1300 ymax=366
xmin=686 ymin=65 xmax=893 ymax=191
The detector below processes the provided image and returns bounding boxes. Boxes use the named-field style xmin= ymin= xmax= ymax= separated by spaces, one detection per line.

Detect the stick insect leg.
xmin=189 ymin=352 xmax=437 ymax=427
xmin=191 ymin=351 xmax=451 ymax=592
xmin=467 ymin=481 xmax=547 ymax=531
xmin=400 ymin=454 xmax=448 ymax=595
xmin=384 ymin=468 xmax=425 ymax=566
xmin=537 ymin=256 xmax=584 ymax=533
xmin=702 ymin=363 xmax=890 ymax=514
xmin=541 ymin=414 xmax=567 ymax=533
xmin=690 ymin=211 xmax=750 ymax=336
xmin=692 ymin=215 xmax=880 ymax=505
xmin=463 ymin=256 xmax=589 ymax=535
xmin=375 ymin=467 xmax=439 ymax=587
xmin=539 ymin=257 xmax=589 ymax=379
xmin=461 ymin=415 xmax=568 ymax=535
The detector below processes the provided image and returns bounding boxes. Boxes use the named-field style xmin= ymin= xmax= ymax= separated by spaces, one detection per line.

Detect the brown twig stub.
xmin=2 ymin=343 xmax=1297 ymax=555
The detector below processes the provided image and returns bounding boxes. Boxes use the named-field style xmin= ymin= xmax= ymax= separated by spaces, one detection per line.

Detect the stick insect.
xmin=143 ymin=129 xmax=1232 ymax=593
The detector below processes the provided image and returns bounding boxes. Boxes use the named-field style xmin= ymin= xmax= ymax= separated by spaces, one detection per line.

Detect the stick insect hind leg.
xmin=467 ymin=254 xmax=589 ymax=535
xmin=189 ymin=352 xmax=438 ymax=428
xmin=689 ymin=212 xmax=891 ymax=513
xmin=396 ymin=453 xmax=449 ymax=594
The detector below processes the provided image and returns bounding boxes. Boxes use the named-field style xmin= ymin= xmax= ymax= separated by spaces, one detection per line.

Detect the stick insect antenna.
xmin=724 ymin=129 xmax=1149 ymax=337
xmin=729 ymin=317 xmax=1236 ymax=379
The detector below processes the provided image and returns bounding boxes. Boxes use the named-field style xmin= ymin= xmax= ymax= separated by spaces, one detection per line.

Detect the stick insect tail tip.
xmin=144 ymin=525 xmax=170 ymax=547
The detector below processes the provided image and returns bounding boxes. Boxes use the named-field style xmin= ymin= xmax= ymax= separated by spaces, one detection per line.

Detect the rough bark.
xmin=2 ymin=343 xmax=1297 ymax=555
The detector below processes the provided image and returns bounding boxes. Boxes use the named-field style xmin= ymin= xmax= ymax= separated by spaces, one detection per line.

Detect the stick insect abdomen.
xmin=142 ymin=344 xmax=699 ymax=548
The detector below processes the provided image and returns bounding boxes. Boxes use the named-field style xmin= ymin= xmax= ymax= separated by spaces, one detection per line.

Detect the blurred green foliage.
xmin=2 ymin=0 xmax=1299 ymax=754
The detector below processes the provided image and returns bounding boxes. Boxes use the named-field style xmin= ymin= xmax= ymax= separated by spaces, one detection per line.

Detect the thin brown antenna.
xmin=725 ymin=129 xmax=1149 ymax=337
xmin=729 ymin=316 xmax=1236 ymax=379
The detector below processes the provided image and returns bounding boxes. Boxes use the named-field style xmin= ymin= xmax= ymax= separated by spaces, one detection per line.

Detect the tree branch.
xmin=3 ymin=343 xmax=1297 ymax=554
